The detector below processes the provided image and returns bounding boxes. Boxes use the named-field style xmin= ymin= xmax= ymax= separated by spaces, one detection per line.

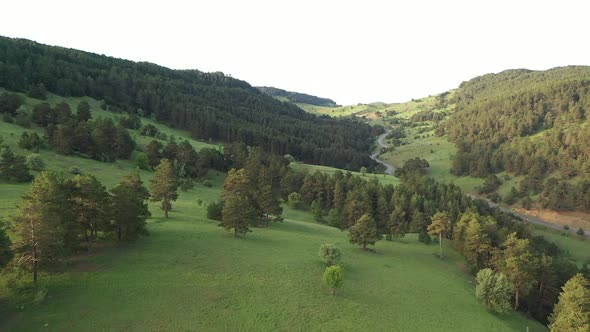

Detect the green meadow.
xmin=0 ymin=95 xmax=547 ymax=331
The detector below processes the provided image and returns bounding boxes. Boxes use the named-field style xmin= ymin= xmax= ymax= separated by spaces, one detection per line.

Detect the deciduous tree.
xmin=150 ymin=159 xmax=179 ymax=218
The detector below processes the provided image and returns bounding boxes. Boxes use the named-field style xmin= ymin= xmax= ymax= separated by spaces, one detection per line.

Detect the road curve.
xmin=371 ymin=131 xmax=585 ymax=236
xmin=468 ymin=194 xmax=590 ymax=238
xmin=371 ymin=131 xmax=395 ymax=175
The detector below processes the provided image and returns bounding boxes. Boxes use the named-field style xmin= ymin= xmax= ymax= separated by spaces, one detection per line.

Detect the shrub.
xmin=287 ymin=192 xmax=303 ymax=209
xmin=203 ymin=180 xmax=213 ymax=187
xmin=319 ymin=244 xmax=342 ymax=266
xmin=135 ymin=152 xmax=149 ymax=170
xmin=69 ymin=166 xmax=81 ymax=175
xmin=206 ymin=201 xmax=222 ymax=221
xmin=26 ymin=154 xmax=45 ymax=171
xmin=577 ymin=228 xmax=585 ymax=238
xmin=323 ymin=265 xmax=344 ymax=296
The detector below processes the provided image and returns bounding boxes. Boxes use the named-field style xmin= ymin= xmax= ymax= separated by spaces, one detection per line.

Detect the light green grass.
xmin=290 ymin=162 xmax=401 ymax=187
xmin=531 ymin=225 xmax=590 ymax=265
xmin=1 ymin=184 xmax=545 ymax=331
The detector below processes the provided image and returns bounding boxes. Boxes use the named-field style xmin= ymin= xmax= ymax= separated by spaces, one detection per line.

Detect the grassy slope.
xmin=0 ymin=96 xmax=546 ymax=331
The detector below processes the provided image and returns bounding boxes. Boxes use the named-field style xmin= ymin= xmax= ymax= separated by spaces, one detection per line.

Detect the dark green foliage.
xmin=27 ymin=83 xmax=47 ymax=99
xmin=118 ymin=114 xmax=141 ymax=129
xmin=287 ymin=192 xmax=303 ymax=209
xmin=0 ymin=146 xmax=33 ymax=182
xmin=110 ymin=172 xmax=151 ymax=241
xmin=14 ymin=107 xmax=31 ymax=128
xmin=577 ymin=228 xmax=585 ymax=237
xmin=257 ymin=86 xmax=339 ymax=107
xmin=68 ymin=166 xmax=81 ymax=175
xmin=319 ymin=244 xmax=342 ymax=266
xmin=311 ymin=200 xmax=323 ymax=222
xmin=135 ymin=152 xmax=149 ymax=170
xmin=68 ymin=174 xmax=110 ymax=245
xmin=478 ymin=175 xmax=500 ymax=194
xmin=0 ymin=36 xmax=378 ymax=171
xmin=503 ymin=187 xmax=520 ymax=205
xmin=0 ymin=221 xmax=13 ymax=267
xmin=394 ymin=157 xmax=430 ymax=178
xmin=26 ymin=154 xmax=45 ymax=171
xmin=443 ymin=67 xmax=590 ymax=212
xmin=76 ymin=101 xmax=91 ymax=122
xmin=18 ymin=132 xmax=43 ymax=151
xmin=0 ymin=92 xmax=24 ymax=114
xmin=206 ymin=201 xmax=223 ymax=221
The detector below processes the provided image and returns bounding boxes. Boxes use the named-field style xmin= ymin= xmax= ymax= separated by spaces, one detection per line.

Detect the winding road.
xmin=370 ymin=131 xmax=587 ymax=236
xmin=370 ymin=130 xmax=395 ymax=175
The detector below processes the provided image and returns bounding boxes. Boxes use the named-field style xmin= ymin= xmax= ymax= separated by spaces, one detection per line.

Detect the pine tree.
xmin=0 ymin=220 xmax=13 ymax=267
xmin=221 ymin=193 xmax=254 ymax=237
xmin=0 ymin=146 xmax=33 ymax=182
xmin=349 ymin=214 xmax=380 ymax=250
xmin=110 ymin=172 xmax=151 ymax=241
xmin=150 ymin=159 xmax=178 ymax=218
xmin=68 ymin=175 xmax=110 ymax=249
xmin=463 ymin=218 xmax=491 ymax=269
xmin=549 ymin=274 xmax=590 ymax=331
xmin=76 ymin=101 xmax=91 ymax=122
xmin=386 ymin=206 xmax=406 ymax=240
xmin=15 ymin=172 xmax=76 ymax=285
xmin=427 ymin=211 xmax=451 ymax=258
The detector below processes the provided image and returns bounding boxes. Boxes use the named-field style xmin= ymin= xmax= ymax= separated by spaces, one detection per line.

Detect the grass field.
xmin=0 ymin=94 xmax=548 ymax=331
xmin=1 ymin=184 xmax=545 ymax=331
xmin=290 ymin=162 xmax=401 ymax=187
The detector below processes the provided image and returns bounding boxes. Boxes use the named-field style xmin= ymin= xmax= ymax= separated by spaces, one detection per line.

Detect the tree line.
xmin=0 ymin=36 xmax=380 ymax=171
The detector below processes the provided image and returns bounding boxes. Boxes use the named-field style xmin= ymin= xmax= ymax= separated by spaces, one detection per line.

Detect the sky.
xmin=1 ymin=0 xmax=589 ymax=105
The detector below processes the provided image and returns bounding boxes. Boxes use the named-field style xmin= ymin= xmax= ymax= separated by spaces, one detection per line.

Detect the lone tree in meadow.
xmin=323 ymin=265 xmax=344 ymax=296
xmin=427 ymin=211 xmax=451 ymax=258
xmin=475 ymin=268 xmax=513 ymax=314
xmin=319 ymin=244 xmax=342 ymax=266
xmin=349 ymin=213 xmax=380 ymax=250
xmin=150 ymin=159 xmax=179 ymax=218
xmin=549 ymin=273 xmax=590 ymax=331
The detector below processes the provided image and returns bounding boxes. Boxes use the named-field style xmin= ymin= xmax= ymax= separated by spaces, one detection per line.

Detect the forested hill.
xmin=442 ymin=66 xmax=590 ymax=211
xmin=0 ymin=36 xmax=379 ymax=170
xmin=257 ymin=86 xmax=339 ymax=107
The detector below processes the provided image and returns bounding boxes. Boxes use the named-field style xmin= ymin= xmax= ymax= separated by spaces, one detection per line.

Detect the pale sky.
xmin=1 ymin=0 xmax=589 ymax=105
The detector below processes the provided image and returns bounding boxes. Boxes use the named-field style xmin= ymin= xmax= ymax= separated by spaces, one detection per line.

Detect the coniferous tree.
xmin=0 ymin=220 xmax=13 ymax=267
xmin=349 ymin=213 xmax=380 ymax=250
xmin=110 ymin=172 xmax=151 ymax=241
xmin=150 ymin=159 xmax=179 ymax=218
xmin=221 ymin=193 xmax=254 ymax=237
xmin=548 ymin=274 xmax=590 ymax=331
xmin=427 ymin=211 xmax=451 ymax=258
xmin=76 ymin=101 xmax=91 ymax=122
xmin=15 ymin=172 xmax=76 ymax=284
xmin=68 ymin=174 xmax=110 ymax=248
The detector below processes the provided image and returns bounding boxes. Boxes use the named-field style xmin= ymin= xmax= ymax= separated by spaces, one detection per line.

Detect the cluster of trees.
xmin=441 ymin=66 xmax=590 ymax=211
xmin=144 ymin=139 xmax=224 ymax=179
xmin=0 ymin=36 xmax=379 ymax=171
xmin=216 ymin=153 xmax=586 ymax=324
xmin=214 ymin=146 xmax=289 ymax=235
xmin=7 ymin=171 xmax=150 ymax=284
xmin=29 ymin=101 xmax=136 ymax=161
xmin=256 ymin=86 xmax=339 ymax=107
xmin=410 ymin=110 xmax=447 ymax=123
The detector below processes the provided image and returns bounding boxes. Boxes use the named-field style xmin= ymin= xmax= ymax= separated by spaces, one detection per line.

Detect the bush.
xmin=26 ymin=154 xmax=45 ymax=171
xmin=203 ymin=180 xmax=213 ymax=188
xmin=577 ymin=228 xmax=585 ymax=237
xmin=206 ymin=201 xmax=222 ymax=221
xmin=323 ymin=265 xmax=344 ymax=296
xmin=135 ymin=152 xmax=149 ymax=170
xmin=69 ymin=166 xmax=81 ymax=175
xmin=179 ymin=178 xmax=194 ymax=191
xmin=319 ymin=244 xmax=342 ymax=266
xmin=563 ymin=225 xmax=570 ymax=231
xmin=287 ymin=192 xmax=303 ymax=209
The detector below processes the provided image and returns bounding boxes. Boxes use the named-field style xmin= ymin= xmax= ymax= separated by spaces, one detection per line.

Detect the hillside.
xmin=0 ymin=96 xmax=546 ymax=331
xmin=0 ymin=36 xmax=380 ymax=171
xmin=256 ymin=86 xmax=339 ymax=107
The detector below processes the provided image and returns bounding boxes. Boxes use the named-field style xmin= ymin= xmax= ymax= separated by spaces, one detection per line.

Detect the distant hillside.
xmin=0 ymin=36 xmax=380 ymax=171
xmin=441 ymin=66 xmax=590 ymax=211
xmin=257 ymin=86 xmax=339 ymax=107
